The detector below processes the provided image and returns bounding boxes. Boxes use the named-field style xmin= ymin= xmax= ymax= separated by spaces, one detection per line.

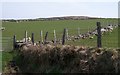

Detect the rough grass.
xmin=1 ymin=51 xmax=16 ymax=72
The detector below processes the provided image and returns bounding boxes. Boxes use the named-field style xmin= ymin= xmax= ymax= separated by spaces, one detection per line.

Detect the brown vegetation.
xmin=3 ymin=45 xmax=120 ymax=74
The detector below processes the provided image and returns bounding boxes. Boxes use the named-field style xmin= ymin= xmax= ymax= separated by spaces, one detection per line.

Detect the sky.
xmin=0 ymin=0 xmax=120 ymax=19
xmin=0 ymin=0 xmax=119 ymax=2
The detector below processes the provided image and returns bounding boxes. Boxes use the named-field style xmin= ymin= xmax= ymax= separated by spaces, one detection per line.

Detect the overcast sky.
xmin=0 ymin=0 xmax=119 ymax=19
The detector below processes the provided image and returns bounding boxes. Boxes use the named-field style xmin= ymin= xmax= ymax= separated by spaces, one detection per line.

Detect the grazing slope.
xmin=2 ymin=19 xmax=118 ymax=48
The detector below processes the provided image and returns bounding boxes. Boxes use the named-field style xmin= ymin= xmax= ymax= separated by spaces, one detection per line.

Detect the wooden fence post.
xmin=97 ymin=22 xmax=102 ymax=48
xmin=31 ymin=33 xmax=34 ymax=45
xmin=62 ymin=28 xmax=66 ymax=45
xmin=66 ymin=28 xmax=68 ymax=40
xmin=78 ymin=27 xmax=80 ymax=36
xmin=40 ymin=30 xmax=43 ymax=44
xmin=44 ymin=32 xmax=48 ymax=44
xmin=54 ymin=29 xmax=56 ymax=44
xmin=25 ymin=30 xmax=27 ymax=42
xmin=13 ymin=35 xmax=16 ymax=50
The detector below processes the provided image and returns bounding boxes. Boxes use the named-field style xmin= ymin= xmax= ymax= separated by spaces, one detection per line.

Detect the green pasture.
xmin=0 ymin=51 xmax=16 ymax=72
xmin=1 ymin=18 xmax=119 ymax=72
xmin=66 ymin=27 xmax=118 ymax=48
xmin=2 ymin=19 xmax=118 ymax=48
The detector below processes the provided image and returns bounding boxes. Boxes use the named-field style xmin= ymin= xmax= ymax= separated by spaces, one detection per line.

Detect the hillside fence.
xmin=12 ymin=21 xmax=118 ymax=50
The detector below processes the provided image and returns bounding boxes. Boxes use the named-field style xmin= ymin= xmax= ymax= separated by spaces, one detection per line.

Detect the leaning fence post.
xmin=97 ymin=22 xmax=102 ymax=48
xmin=54 ymin=29 xmax=56 ymax=44
xmin=13 ymin=35 xmax=16 ymax=50
xmin=62 ymin=28 xmax=66 ymax=45
xmin=31 ymin=33 xmax=34 ymax=45
xmin=44 ymin=31 xmax=48 ymax=44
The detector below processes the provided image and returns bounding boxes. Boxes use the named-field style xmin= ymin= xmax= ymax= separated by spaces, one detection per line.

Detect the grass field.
xmin=0 ymin=52 xmax=2 ymax=72
xmin=0 ymin=51 xmax=16 ymax=72
xmin=66 ymin=27 xmax=118 ymax=48
xmin=2 ymin=19 xmax=118 ymax=48
xmin=1 ymin=18 xmax=119 ymax=72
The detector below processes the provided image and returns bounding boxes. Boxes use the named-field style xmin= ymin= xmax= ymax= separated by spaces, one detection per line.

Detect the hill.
xmin=2 ymin=16 xmax=100 ymax=22
xmin=37 ymin=16 xmax=99 ymax=21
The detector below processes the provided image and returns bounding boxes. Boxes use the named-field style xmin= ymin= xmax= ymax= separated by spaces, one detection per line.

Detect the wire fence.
xmin=2 ymin=37 xmax=13 ymax=51
xmin=2 ymin=21 xmax=118 ymax=51
xmin=12 ymin=23 xmax=118 ymax=49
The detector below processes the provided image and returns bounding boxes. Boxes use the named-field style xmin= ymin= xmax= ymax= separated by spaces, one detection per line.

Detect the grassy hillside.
xmin=2 ymin=19 xmax=118 ymax=48
xmin=1 ymin=18 xmax=119 ymax=73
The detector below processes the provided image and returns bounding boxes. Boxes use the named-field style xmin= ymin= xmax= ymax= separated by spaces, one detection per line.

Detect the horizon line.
xmin=1 ymin=15 xmax=118 ymax=20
